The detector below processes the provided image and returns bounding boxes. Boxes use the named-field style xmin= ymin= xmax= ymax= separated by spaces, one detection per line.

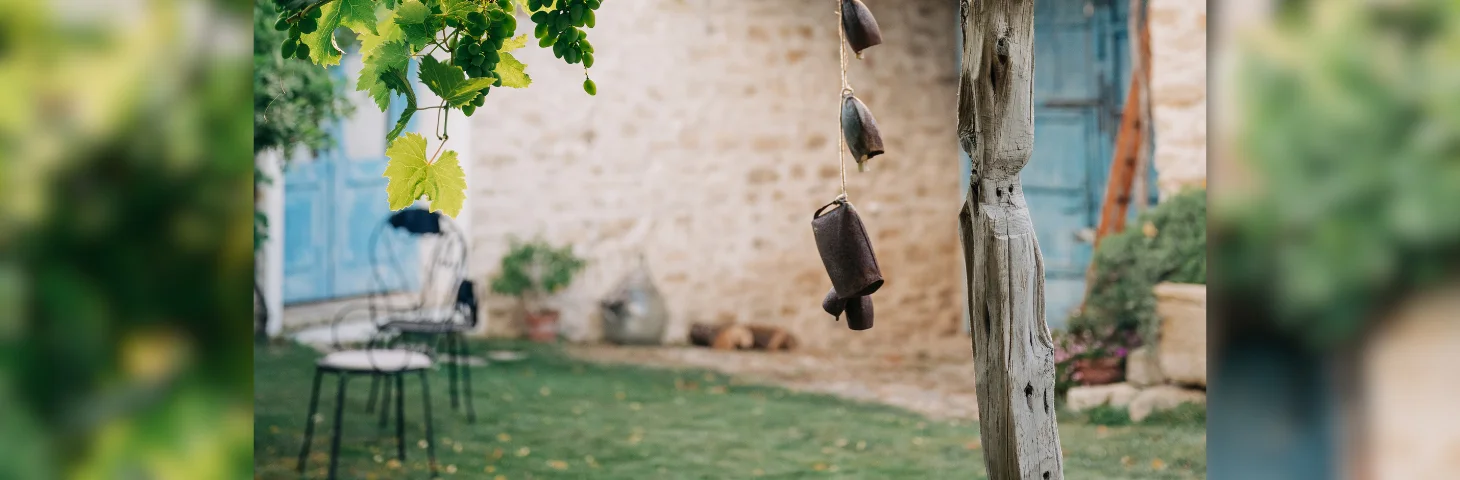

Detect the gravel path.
xmin=566 ymin=337 xmax=982 ymax=421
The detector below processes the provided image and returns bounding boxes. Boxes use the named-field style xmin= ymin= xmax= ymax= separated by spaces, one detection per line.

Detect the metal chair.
xmin=334 ymin=207 xmax=479 ymax=422
xmin=297 ymin=328 xmax=439 ymax=478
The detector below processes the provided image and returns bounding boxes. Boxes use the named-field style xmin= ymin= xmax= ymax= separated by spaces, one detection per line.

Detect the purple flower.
xmin=1115 ymin=347 xmax=1128 ymax=358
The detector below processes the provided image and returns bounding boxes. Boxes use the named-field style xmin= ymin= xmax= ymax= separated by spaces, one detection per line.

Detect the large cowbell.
xmin=811 ymin=197 xmax=883 ymax=299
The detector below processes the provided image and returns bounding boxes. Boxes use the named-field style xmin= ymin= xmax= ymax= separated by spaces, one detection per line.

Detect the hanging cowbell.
xmin=840 ymin=94 xmax=884 ymax=172
xmin=812 ymin=197 xmax=884 ymax=299
xmin=844 ymin=295 xmax=874 ymax=331
xmin=822 ymin=288 xmax=847 ymax=319
xmin=841 ymin=0 xmax=883 ymax=58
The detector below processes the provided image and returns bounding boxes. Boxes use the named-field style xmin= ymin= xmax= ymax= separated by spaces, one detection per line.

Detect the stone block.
xmin=1126 ymin=346 xmax=1165 ymax=387
xmin=1155 ymin=282 xmax=1207 ymax=387
xmin=1065 ymin=383 xmax=1140 ymax=412
xmin=1129 ymin=385 xmax=1206 ymax=422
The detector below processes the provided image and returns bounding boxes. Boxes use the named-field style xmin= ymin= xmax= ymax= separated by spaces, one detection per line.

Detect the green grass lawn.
xmin=254 ymin=341 xmax=1205 ymax=479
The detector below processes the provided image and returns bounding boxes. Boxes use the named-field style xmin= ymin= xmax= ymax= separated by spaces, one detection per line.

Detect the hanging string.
xmin=835 ymin=0 xmax=851 ymax=200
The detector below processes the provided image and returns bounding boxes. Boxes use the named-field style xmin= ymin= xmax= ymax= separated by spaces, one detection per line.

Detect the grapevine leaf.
xmin=335 ymin=0 xmax=379 ymax=35
xmin=494 ymin=52 xmax=531 ymax=88
xmin=419 ymin=56 xmax=495 ymax=107
xmin=383 ymin=70 xmax=417 ymax=142
xmin=394 ymin=1 xmax=436 ymax=50
xmin=359 ymin=41 xmax=412 ymax=111
xmin=383 ymin=133 xmax=467 ymax=217
xmin=439 ymin=0 xmax=476 ymax=20
xmin=500 ymin=34 xmax=529 ymax=52
xmin=301 ymin=2 xmax=347 ymax=65
xmin=358 ymin=17 xmax=402 ymax=55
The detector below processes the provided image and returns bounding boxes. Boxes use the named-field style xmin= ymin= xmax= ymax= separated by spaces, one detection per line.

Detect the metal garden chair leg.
xmin=365 ymin=374 xmax=381 ymax=413
xmin=395 ymin=373 xmax=407 ymax=462
xmin=446 ymin=334 xmax=459 ymax=410
xmin=457 ymin=332 xmax=477 ymax=422
xmin=419 ymin=370 xmax=440 ymax=478
xmin=377 ymin=372 xmax=393 ymax=429
xmin=327 ymin=374 xmax=349 ymax=480
xmin=296 ymin=369 xmax=325 ymax=474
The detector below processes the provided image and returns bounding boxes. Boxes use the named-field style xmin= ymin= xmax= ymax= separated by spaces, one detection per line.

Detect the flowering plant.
xmin=1053 ymin=325 xmax=1142 ymax=391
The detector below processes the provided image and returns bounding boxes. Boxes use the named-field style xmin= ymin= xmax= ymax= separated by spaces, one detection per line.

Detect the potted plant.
xmin=1054 ymin=326 xmax=1138 ymax=389
xmin=489 ymin=239 xmax=586 ymax=343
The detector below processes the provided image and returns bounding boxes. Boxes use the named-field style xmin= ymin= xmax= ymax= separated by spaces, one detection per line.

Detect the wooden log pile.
xmin=688 ymin=323 xmax=798 ymax=351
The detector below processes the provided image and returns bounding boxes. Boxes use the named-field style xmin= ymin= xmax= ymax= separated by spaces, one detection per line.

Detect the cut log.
xmin=688 ymin=323 xmax=753 ymax=350
xmin=746 ymin=324 xmax=799 ymax=351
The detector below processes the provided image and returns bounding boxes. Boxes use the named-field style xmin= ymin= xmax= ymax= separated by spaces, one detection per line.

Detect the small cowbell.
xmin=841 ymin=0 xmax=883 ymax=58
xmin=822 ymin=288 xmax=847 ymax=319
xmin=844 ymin=295 xmax=874 ymax=331
xmin=812 ymin=197 xmax=884 ymax=299
xmin=840 ymin=95 xmax=884 ymax=172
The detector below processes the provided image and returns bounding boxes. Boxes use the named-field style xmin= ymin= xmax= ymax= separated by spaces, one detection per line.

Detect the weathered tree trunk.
xmin=956 ymin=0 xmax=1064 ymax=478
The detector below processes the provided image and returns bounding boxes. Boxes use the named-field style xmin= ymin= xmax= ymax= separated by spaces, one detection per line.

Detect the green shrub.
xmin=1070 ymin=188 xmax=1207 ymax=344
xmin=489 ymin=239 xmax=586 ymax=314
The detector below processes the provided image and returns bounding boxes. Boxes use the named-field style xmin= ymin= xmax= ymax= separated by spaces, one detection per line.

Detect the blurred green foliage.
xmin=1071 ymin=188 xmax=1207 ymax=344
xmin=253 ymin=0 xmax=352 ymax=163
xmin=1216 ymin=0 xmax=1460 ymax=349
xmin=0 ymin=0 xmax=253 ymax=477
xmin=490 ymin=238 xmax=586 ymax=313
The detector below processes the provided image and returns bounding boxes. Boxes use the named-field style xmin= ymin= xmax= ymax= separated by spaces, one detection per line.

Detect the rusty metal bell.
xmin=812 ymin=197 xmax=883 ymax=299
xmin=840 ymin=0 xmax=883 ymax=58
xmin=841 ymin=95 xmax=884 ymax=171
xmin=844 ymin=295 xmax=873 ymax=331
xmin=822 ymin=288 xmax=846 ymax=319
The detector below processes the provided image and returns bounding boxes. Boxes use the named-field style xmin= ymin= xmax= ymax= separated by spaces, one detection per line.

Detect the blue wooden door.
xmin=956 ymin=0 xmax=1132 ymax=328
xmin=284 ymin=48 xmax=421 ymax=304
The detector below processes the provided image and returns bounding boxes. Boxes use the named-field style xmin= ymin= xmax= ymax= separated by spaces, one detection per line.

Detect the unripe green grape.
xmin=298 ymin=17 xmax=318 ymax=34
xmin=582 ymin=52 xmax=594 ymax=68
xmin=534 ymin=22 xmax=549 ymax=39
xmin=565 ymin=48 xmax=580 ymax=64
xmin=280 ymin=39 xmax=297 ymax=58
xmin=552 ymin=40 xmax=565 ymax=58
xmin=583 ymin=78 xmax=596 ymax=95
xmin=295 ymin=43 xmax=311 ymax=59
xmin=467 ymin=11 xmax=486 ymax=27
xmin=585 ymin=10 xmax=595 ymax=28
xmin=463 ymin=105 xmax=476 ymax=116
xmin=308 ymin=6 xmax=322 ymax=19
xmin=448 ymin=35 xmax=459 ymax=50
xmin=587 ymin=0 xmax=600 ymax=9
xmin=580 ymin=39 xmax=593 ymax=53
xmin=554 ymin=12 xmax=569 ymax=32
xmin=570 ymin=4 xmax=583 ymax=25
xmin=274 ymin=17 xmax=289 ymax=31
xmin=539 ymin=34 xmax=556 ymax=47
xmin=484 ymin=49 xmax=499 ymax=64
xmin=531 ymin=11 xmax=548 ymax=23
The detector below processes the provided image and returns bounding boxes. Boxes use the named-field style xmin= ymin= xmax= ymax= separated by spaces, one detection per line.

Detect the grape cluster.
xmin=273 ymin=6 xmax=322 ymax=60
xmin=528 ymin=0 xmax=600 ymax=94
xmin=447 ymin=8 xmax=516 ymax=115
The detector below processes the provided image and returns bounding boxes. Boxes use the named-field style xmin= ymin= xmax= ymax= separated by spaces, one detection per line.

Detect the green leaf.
xmin=384 ymin=133 xmax=468 ymax=217
xmin=419 ymin=56 xmax=496 ymax=107
xmin=382 ymin=70 xmax=417 ymax=141
xmin=494 ymin=52 xmax=531 ymax=88
xmin=334 ymin=0 xmax=378 ymax=35
xmin=359 ymin=41 xmax=413 ymax=112
xmin=500 ymin=34 xmax=529 ymax=52
xmin=301 ymin=2 xmax=346 ymax=65
xmin=439 ymin=0 xmax=477 ymax=20
xmin=394 ymin=1 xmax=436 ymax=49
xmin=357 ymin=18 xmax=403 ymax=56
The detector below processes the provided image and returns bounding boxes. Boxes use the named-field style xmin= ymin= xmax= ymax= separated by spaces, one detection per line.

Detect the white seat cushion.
xmin=319 ymin=349 xmax=432 ymax=372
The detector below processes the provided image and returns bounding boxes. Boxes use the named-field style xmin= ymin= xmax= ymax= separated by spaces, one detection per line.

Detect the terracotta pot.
xmin=526 ymin=310 xmax=559 ymax=343
xmin=1074 ymin=357 xmax=1124 ymax=385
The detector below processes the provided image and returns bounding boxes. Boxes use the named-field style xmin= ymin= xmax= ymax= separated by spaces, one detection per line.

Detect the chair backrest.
xmin=366 ymin=208 xmax=469 ymax=318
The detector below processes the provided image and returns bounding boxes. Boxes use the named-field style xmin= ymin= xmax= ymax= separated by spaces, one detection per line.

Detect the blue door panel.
xmin=283 ymin=48 xmax=421 ymax=305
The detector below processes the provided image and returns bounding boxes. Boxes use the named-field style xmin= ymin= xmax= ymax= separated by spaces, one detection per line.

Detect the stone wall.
xmin=460 ymin=0 xmax=963 ymax=350
xmin=1149 ymin=0 xmax=1207 ymax=197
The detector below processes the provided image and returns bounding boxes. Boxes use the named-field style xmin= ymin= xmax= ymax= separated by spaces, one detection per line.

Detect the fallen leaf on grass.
xmin=1121 ymin=456 xmax=1134 ymax=468
xmin=1151 ymin=458 xmax=1166 ymax=470
xmin=446 ymin=464 xmax=457 ymax=474
xmin=547 ymin=460 xmax=568 ymax=470
xmin=516 ymin=447 xmax=530 ymax=457
xmin=813 ymin=463 xmax=827 ymax=471
xmin=540 ymin=386 xmax=551 ymax=396
xmin=965 ymin=440 xmax=981 ymax=450
xmin=498 ymin=433 xmax=511 ymax=442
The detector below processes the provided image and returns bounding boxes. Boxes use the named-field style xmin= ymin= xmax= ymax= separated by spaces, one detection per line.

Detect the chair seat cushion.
xmin=382 ymin=320 xmax=471 ymax=334
xmin=319 ymin=349 xmax=432 ymax=372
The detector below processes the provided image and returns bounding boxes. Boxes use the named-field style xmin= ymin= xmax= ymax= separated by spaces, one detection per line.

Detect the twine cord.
xmin=835 ymin=1 xmax=851 ymax=197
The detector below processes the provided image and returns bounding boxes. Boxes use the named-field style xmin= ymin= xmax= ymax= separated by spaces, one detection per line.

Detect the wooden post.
xmin=956 ymin=0 xmax=1064 ymax=478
